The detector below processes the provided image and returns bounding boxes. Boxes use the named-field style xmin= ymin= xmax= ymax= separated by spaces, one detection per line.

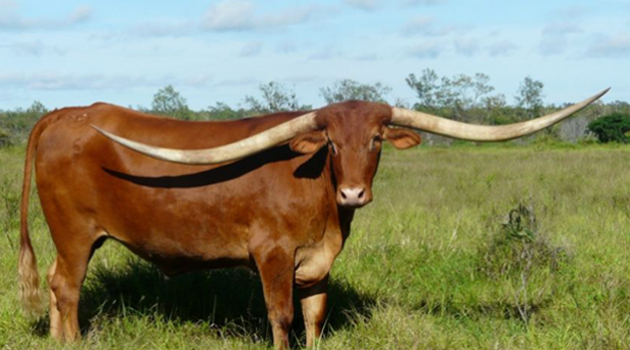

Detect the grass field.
xmin=2 ymin=143 xmax=630 ymax=349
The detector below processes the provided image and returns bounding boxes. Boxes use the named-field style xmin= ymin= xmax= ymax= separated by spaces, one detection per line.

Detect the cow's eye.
xmin=370 ymin=135 xmax=382 ymax=151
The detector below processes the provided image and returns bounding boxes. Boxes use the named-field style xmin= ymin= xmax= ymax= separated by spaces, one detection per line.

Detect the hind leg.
xmin=47 ymin=259 xmax=63 ymax=340
xmin=44 ymin=212 xmax=103 ymax=342
xmin=39 ymin=185 xmax=105 ymax=342
xmin=49 ymin=234 xmax=96 ymax=342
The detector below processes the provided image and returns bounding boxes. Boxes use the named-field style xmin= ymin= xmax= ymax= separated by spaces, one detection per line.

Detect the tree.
xmin=319 ymin=79 xmax=391 ymax=104
xmin=405 ymin=69 xmax=439 ymax=108
xmin=205 ymin=102 xmax=245 ymax=121
xmin=406 ymin=70 xmax=495 ymax=110
xmin=0 ymin=101 xmax=48 ymax=147
xmin=587 ymin=113 xmax=630 ymax=143
xmin=27 ymin=100 xmax=48 ymax=115
xmin=440 ymin=73 xmax=495 ymax=120
xmin=482 ymin=94 xmax=513 ymax=125
xmin=406 ymin=70 xmax=498 ymax=122
xmin=515 ymin=77 xmax=544 ymax=119
xmin=243 ymin=82 xmax=309 ymax=114
xmin=151 ymin=85 xmax=192 ymax=120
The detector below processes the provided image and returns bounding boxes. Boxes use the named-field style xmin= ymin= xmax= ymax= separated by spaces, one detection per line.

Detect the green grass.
xmin=2 ymin=143 xmax=630 ymax=349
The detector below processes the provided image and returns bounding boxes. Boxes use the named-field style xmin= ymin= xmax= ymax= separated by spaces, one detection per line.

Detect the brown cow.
xmin=19 ymin=89 xmax=607 ymax=349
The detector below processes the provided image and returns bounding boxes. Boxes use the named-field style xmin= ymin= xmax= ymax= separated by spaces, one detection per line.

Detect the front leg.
xmin=252 ymin=245 xmax=295 ymax=350
xmin=298 ymin=275 xmax=328 ymax=348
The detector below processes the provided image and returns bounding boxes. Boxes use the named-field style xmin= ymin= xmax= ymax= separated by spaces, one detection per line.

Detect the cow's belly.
xmin=121 ymin=240 xmax=252 ymax=276
xmin=109 ymin=226 xmax=253 ymax=275
xmin=101 ymin=201 xmax=254 ymax=274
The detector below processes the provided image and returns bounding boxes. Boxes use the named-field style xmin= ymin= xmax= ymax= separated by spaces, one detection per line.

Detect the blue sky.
xmin=1 ymin=0 xmax=629 ymax=110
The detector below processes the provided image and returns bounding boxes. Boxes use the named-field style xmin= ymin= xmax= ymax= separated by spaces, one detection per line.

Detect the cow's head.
xmin=289 ymin=101 xmax=420 ymax=207
xmin=93 ymin=89 xmax=608 ymax=209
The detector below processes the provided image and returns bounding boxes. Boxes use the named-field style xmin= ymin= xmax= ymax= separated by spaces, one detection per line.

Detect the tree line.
xmin=2 ymin=70 xmax=630 ymax=147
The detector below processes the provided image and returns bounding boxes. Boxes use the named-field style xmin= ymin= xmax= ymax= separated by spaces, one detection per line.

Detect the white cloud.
xmin=0 ymin=72 xmax=211 ymax=91
xmin=537 ymin=5 xmax=589 ymax=56
xmin=133 ymin=20 xmax=195 ymax=37
xmin=542 ymin=21 xmax=583 ymax=36
xmin=487 ymin=28 xmax=501 ymax=37
xmin=486 ymin=40 xmax=517 ymax=57
xmin=7 ymin=40 xmax=66 ymax=56
xmin=342 ymin=0 xmax=378 ymax=11
xmin=239 ymin=41 xmax=262 ymax=57
xmin=214 ymin=77 xmax=258 ymax=87
xmin=284 ymin=75 xmax=318 ymax=84
xmin=69 ymin=6 xmax=92 ymax=24
xmin=402 ymin=16 xmax=433 ymax=34
xmin=0 ymin=1 xmax=18 ymax=12
xmin=402 ymin=16 xmax=465 ymax=37
xmin=202 ymin=0 xmax=254 ymax=30
xmin=538 ymin=20 xmax=583 ymax=56
xmin=453 ymin=37 xmax=479 ymax=57
xmin=354 ymin=53 xmax=379 ymax=61
xmin=0 ymin=4 xmax=93 ymax=30
xmin=586 ymin=33 xmax=630 ymax=58
xmin=275 ymin=42 xmax=298 ymax=54
xmin=408 ymin=42 xmax=442 ymax=58
xmin=552 ymin=5 xmax=589 ymax=18
xmin=538 ymin=36 xmax=568 ymax=56
xmin=403 ymin=0 xmax=446 ymax=6
xmin=308 ymin=45 xmax=343 ymax=60
xmin=202 ymin=0 xmax=319 ymax=31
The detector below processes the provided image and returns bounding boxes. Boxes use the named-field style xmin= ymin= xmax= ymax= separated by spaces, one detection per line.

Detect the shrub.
xmin=478 ymin=203 xmax=568 ymax=324
xmin=480 ymin=204 xmax=566 ymax=278
xmin=587 ymin=113 xmax=630 ymax=143
xmin=0 ymin=128 xmax=11 ymax=147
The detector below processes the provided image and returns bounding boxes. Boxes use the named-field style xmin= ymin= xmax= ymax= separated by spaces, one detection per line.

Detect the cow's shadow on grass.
xmin=61 ymin=258 xmax=375 ymax=346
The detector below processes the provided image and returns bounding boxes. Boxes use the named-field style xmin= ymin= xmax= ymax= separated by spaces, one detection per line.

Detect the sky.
xmin=1 ymin=0 xmax=629 ymax=110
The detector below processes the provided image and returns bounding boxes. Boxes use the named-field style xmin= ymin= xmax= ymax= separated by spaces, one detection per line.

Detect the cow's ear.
xmin=383 ymin=127 xmax=421 ymax=149
xmin=290 ymin=131 xmax=327 ymax=154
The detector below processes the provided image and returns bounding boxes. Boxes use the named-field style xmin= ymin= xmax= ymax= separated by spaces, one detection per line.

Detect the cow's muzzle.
xmin=337 ymin=186 xmax=372 ymax=208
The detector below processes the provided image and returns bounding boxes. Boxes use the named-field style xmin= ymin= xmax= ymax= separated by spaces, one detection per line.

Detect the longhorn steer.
xmin=19 ymin=90 xmax=607 ymax=349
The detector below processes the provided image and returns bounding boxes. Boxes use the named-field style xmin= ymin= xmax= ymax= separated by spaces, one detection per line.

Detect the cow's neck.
xmin=293 ymin=157 xmax=356 ymax=286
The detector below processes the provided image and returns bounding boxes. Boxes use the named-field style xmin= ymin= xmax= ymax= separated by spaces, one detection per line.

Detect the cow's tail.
xmin=18 ymin=115 xmax=52 ymax=316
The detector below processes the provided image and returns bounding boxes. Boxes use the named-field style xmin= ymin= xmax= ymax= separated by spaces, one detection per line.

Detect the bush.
xmin=587 ymin=113 xmax=630 ymax=143
xmin=480 ymin=204 xmax=566 ymax=279
xmin=0 ymin=101 xmax=48 ymax=147
xmin=478 ymin=203 xmax=568 ymax=324
xmin=0 ymin=128 xmax=11 ymax=147
xmin=151 ymin=85 xmax=193 ymax=120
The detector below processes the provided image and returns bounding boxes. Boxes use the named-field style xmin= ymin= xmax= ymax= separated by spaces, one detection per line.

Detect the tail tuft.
xmin=18 ymin=240 xmax=43 ymax=317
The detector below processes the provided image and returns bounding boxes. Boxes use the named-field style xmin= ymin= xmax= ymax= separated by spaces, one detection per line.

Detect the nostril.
xmin=358 ymin=189 xmax=365 ymax=199
xmin=341 ymin=190 xmax=347 ymax=199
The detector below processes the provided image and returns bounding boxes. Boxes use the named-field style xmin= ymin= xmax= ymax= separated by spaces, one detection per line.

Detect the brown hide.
xmin=21 ymin=100 xmax=410 ymax=349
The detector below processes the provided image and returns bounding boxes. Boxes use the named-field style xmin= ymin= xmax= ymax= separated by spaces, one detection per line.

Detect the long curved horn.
xmin=92 ymin=112 xmax=318 ymax=165
xmin=390 ymin=88 xmax=610 ymax=141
